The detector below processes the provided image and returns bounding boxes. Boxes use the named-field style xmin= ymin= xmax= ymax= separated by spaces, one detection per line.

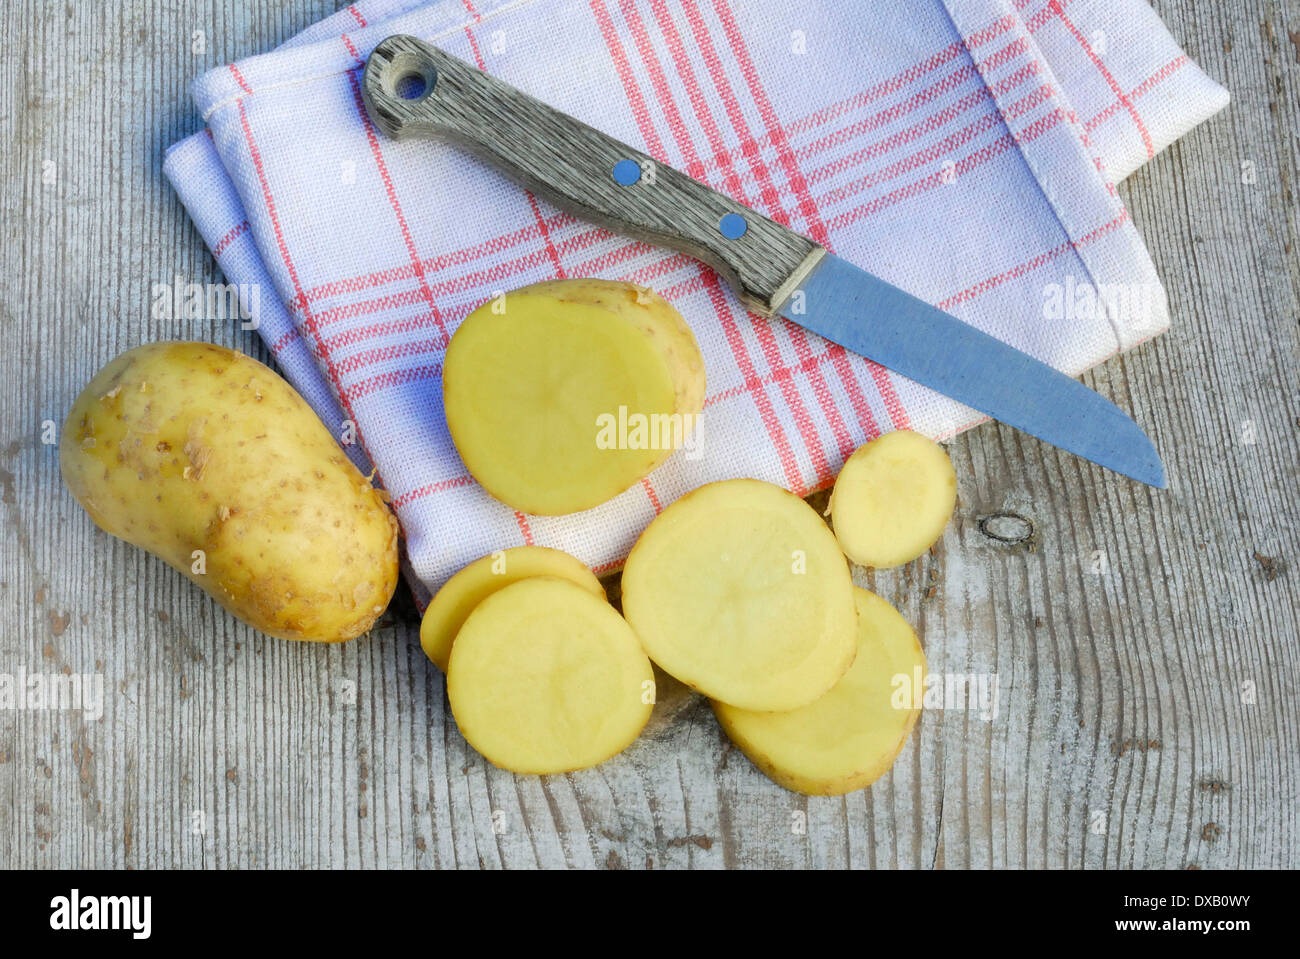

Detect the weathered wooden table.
xmin=0 ymin=0 xmax=1295 ymax=869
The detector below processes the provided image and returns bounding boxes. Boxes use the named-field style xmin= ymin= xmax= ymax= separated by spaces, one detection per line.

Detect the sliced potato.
xmin=713 ymin=588 xmax=926 ymax=796
xmin=443 ymin=278 xmax=705 ymax=515
xmin=620 ymin=478 xmax=857 ymax=711
xmin=420 ymin=546 xmax=604 ymax=671
xmin=447 ymin=577 xmax=654 ymax=775
xmin=829 ymin=429 xmax=956 ymax=568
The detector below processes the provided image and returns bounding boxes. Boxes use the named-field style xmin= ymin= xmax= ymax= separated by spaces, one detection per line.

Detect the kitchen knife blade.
xmin=361 ymin=34 xmax=1166 ymax=488
xmin=793 ymin=254 xmax=1165 ymax=487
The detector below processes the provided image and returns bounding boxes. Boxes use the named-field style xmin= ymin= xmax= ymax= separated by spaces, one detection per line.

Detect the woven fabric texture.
xmin=164 ymin=0 xmax=1228 ymax=593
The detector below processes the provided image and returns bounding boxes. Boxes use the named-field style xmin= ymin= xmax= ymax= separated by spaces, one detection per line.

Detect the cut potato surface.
xmin=420 ymin=546 xmax=604 ymax=671
xmin=443 ymin=279 xmax=705 ymax=515
xmin=713 ymin=588 xmax=926 ymax=796
xmin=447 ymin=577 xmax=654 ymax=775
xmin=830 ymin=429 xmax=957 ymax=568
xmin=621 ymin=478 xmax=857 ymax=711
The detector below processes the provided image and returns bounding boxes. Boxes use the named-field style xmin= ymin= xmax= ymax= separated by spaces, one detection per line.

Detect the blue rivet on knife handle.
xmin=719 ymin=213 xmax=748 ymax=239
xmin=612 ymin=159 xmax=641 ymax=185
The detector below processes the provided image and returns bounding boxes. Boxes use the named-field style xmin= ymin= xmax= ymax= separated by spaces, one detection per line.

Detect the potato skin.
xmin=60 ymin=342 xmax=400 ymax=642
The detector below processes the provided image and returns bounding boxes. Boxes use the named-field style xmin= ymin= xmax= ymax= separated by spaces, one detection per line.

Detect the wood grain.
xmin=0 ymin=0 xmax=1295 ymax=869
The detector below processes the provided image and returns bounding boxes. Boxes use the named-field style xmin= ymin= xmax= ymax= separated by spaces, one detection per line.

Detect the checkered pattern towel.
xmin=163 ymin=0 xmax=1228 ymax=599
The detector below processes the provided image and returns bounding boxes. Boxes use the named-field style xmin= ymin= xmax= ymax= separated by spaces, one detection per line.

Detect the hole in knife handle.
xmin=395 ymin=72 xmax=428 ymax=99
xmin=381 ymin=51 xmax=437 ymax=102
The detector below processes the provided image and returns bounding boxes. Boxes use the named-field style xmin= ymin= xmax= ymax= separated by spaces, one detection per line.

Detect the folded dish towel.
xmin=164 ymin=0 xmax=1228 ymax=597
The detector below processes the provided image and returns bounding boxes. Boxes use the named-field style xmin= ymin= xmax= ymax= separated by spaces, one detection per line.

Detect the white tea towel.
xmin=164 ymin=0 xmax=1228 ymax=596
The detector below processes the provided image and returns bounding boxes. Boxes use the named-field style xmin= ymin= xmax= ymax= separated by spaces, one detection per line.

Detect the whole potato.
xmin=61 ymin=342 xmax=400 ymax=642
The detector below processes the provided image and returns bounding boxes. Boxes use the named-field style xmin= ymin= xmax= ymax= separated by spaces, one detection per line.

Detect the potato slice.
xmin=447 ymin=577 xmax=654 ymax=775
xmin=829 ymin=429 xmax=957 ymax=568
xmin=443 ymin=279 xmax=705 ymax=515
xmin=713 ymin=588 xmax=926 ymax=796
xmin=621 ymin=478 xmax=857 ymax=711
xmin=420 ymin=546 xmax=604 ymax=671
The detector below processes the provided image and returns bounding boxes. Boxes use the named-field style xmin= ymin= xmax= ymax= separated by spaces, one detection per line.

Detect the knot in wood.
xmin=978 ymin=511 xmax=1034 ymax=545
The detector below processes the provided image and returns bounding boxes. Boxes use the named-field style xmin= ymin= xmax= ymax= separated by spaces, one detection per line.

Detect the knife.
xmin=360 ymin=35 xmax=1166 ymax=488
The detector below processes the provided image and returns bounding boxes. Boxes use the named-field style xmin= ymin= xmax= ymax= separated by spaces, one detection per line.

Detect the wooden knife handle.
xmin=361 ymin=34 xmax=824 ymax=316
